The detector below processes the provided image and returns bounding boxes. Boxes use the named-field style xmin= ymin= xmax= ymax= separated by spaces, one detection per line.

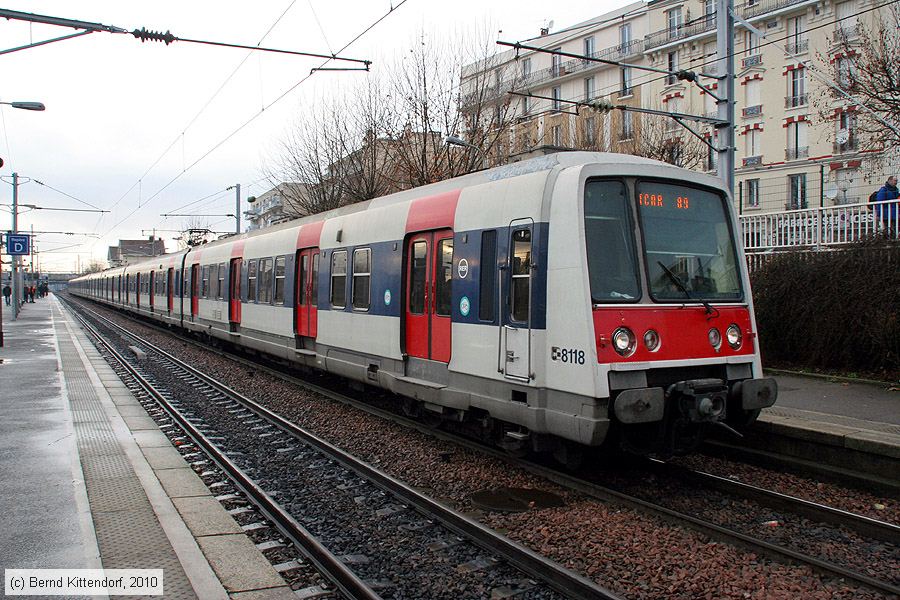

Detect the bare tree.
xmin=82 ymin=260 xmax=106 ymax=274
xmin=178 ymin=216 xmax=214 ymax=248
xmin=611 ymin=108 xmax=708 ymax=170
xmin=815 ymin=5 xmax=900 ymax=154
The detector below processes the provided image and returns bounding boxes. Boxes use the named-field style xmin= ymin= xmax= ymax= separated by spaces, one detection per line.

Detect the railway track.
xmin=64 ymin=296 xmax=900 ymax=598
xmin=61 ymin=295 xmax=620 ymax=600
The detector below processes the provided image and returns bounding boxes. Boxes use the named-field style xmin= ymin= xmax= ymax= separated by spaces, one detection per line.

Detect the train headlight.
xmin=708 ymin=328 xmax=722 ymax=350
xmin=726 ymin=324 xmax=742 ymax=350
xmin=643 ymin=329 xmax=661 ymax=352
xmin=612 ymin=327 xmax=636 ymax=357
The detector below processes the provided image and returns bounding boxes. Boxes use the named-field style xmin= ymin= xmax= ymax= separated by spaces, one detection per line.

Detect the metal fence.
xmin=739 ymin=198 xmax=899 ymax=253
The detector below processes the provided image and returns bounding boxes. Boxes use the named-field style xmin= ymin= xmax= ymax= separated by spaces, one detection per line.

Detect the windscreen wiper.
xmin=657 ymin=261 xmax=715 ymax=316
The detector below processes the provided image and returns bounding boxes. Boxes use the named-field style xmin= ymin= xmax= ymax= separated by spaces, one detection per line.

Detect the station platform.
xmin=0 ymin=296 xmax=294 ymax=599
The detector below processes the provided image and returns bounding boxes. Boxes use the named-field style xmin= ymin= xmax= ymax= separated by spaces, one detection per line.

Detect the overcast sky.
xmin=0 ymin=0 xmax=627 ymax=273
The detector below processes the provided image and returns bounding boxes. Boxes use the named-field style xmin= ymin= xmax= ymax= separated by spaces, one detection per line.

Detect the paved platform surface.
xmin=1 ymin=296 xmax=294 ymax=599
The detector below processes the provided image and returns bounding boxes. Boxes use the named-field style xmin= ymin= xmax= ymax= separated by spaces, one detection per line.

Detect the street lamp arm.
xmin=0 ymin=101 xmax=46 ymax=111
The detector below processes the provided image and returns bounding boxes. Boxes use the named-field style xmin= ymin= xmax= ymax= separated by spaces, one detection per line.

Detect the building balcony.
xmin=742 ymin=54 xmax=763 ymax=68
xmin=743 ymin=155 xmax=763 ymax=166
xmin=742 ymin=105 xmax=763 ymax=117
xmin=784 ymin=39 xmax=808 ymax=55
xmin=785 ymin=94 xmax=807 ymax=108
xmin=595 ymin=38 xmax=645 ymax=62
xmin=834 ymin=24 xmax=859 ymax=41
xmin=833 ymin=138 xmax=858 ymax=154
xmin=645 ymin=14 xmax=716 ymax=51
xmin=785 ymin=146 xmax=809 ymax=160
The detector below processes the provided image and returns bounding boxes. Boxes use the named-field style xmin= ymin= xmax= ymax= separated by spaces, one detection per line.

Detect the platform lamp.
xmin=1 ymin=100 xmax=46 ymax=338
xmin=445 ymin=135 xmax=488 ymax=170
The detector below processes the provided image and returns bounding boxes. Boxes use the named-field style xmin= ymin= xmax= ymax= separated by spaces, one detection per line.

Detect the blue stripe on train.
xmin=315 ymin=223 xmax=550 ymax=331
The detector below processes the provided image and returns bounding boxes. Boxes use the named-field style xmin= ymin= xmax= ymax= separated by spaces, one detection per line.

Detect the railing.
xmin=835 ymin=24 xmax=859 ymax=40
xmin=740 ymin=199 xmax=899 ymax=252
xmin=742 ymin=54 xmax=763 ymax=68
xmin=785 ymin=94 xmax=807 ymax=108
xmin=785 ymin=146 xmax=809 ymax=160
xmin=645 ymin=14 xmax=716 ymax=50
xmin=784 ymin=39 xmax=808 ymax=54
xmin=742 ymin=105 xmax=763 ymax=117
xmin=833 ymin=138 xmax=858 ymax=154
xmin=743 ymin=155 xmax=763 ymax=166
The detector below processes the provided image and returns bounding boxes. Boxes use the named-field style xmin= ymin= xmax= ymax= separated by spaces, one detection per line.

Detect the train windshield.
xmin=636 ymin=180 xmax=742 ymax=301
xmin=584 ymin=180 xmax=642 ymax=303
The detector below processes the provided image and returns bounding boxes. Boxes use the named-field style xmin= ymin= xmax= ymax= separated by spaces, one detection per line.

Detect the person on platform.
xmin=2 ymin=283 xmax=10 ymax=306
xmin=27 ymin=285 xmax=35 ymax=303
xmin=874 ymin=176 xmax=899 ymax=233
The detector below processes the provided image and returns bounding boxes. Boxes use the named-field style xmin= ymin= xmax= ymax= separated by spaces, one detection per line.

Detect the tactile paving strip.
xmin=54 ymin=312 xmax=198 ymax=600
xmin=765 ymin=406 xmax=900 ymax=436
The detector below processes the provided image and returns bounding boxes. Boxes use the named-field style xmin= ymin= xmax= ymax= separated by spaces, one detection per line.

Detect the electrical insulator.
xmin=131 ymin=28 xmax=176 ymax=45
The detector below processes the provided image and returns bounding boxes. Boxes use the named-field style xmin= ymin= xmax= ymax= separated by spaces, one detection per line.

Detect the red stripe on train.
xmin=405 ymin=190 xmax=460 ymax=233
xmin=297 ymin=220 xmax=325 ymax=248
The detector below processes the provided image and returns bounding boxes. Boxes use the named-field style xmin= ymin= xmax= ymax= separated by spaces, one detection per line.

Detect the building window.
xmin=274 ymin=256 xmax=286 ymax=304
xmin=787 ymin=68 xmax=806 ymax=106
xmin=666 ymin=7 xmax=683 ymax=33
xmin=745 ymin=129 xmax=761 ymax=157
xmin=551 ymin=125 xmax=562 ymax=146
xmin=258 ymin=257 xmax=273 ymax=303
xmin=836 ymin=57 xmax=856 ymax=89
xmin=745 ymin=31 xmax=759 ymax=55
xmin=584 ymin=76 xmax=595 ymax=100
xmin=787 ymin=16 xmax=806 ymax=53
xmin=836 ymin=111 xmax=857 ymax=152
xmin=522 ymin=95 xmax=531 ymax=115
xmin=584 ymin=117 xmax=596 ymax=146
xmin=247 ymin=259 xmax=258 ymax=302
xmin=330 ymin=250 xmax=347 ymax=308
xmin=788 ymin=173 xmax=807 ymax=209
xmin=551 ymin=86 xmax=561 ymax=111
xmin=351 ymin=248 xmax=371 ymax=310
xmin=522 ymin=57 xmax=532 ymax=79
xmin=745 ymin=78 xmax=761 ymax=107
xmin=704 ymin=0 xmax=715 ymax=17
xmin=666 ymin=52 xmax=678 ymax=85
xmin=551 ymin=48 xmax=562 ymax=76
xmin=620 ymin=67 xmax=633 ymax=96
xmin=786 ymin=121 xmax=808 ymax=160
xmin=619 ymin=23 xmax=632 ymax=47
xmin=621 ymin=111 xmax=634 ymax=140
xmin=583 ymin=36 xmax=595 ymax=59
xmin=746 ymin=179 xmax=760 ymax=207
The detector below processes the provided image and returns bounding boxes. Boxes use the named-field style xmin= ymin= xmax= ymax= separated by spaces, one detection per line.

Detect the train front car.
xmin=546 ymin=156 xmax=776 ymax=456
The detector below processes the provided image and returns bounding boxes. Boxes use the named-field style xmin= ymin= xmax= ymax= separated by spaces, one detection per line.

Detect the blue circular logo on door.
xmin=459 ymin=295 xmax=470 ymax=317
xmin=384 ymin=289 xmax=392 ymax=306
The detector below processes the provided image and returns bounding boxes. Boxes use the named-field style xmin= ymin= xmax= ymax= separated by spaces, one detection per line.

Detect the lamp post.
xmin=2 ymin=100 xmax=46 ymax=321
xmin=445 ymin=135 xmax=488 ymax=170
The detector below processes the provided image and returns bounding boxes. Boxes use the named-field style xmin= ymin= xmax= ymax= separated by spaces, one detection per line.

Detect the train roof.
xmin=74 ymin=151 xmax=717 ymax=280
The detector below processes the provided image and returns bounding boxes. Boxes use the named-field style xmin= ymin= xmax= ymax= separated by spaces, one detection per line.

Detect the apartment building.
xmin=460 ymin=0 xmax=891 ymax=213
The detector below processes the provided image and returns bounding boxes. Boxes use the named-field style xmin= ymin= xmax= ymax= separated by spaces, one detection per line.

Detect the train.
xmin=70 ymin=152 xmax=777 ymax=464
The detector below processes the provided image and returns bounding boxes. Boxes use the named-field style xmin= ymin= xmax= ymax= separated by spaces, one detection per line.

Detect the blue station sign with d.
xmin=6 ymin=233 xmax=31 ymax=255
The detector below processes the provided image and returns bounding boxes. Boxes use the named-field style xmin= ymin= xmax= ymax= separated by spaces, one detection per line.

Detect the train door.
xmin=500 ymin=222 xmax=533 ymax=381
xmin=190 ymin=264 xmax=199 ymax=320
xmin=167 ymin=268 xmax=174 ymax=313
xmin=228 ymin=258 xmax=242 ymax=329
xmin=136 ymin=273 xmax=141 ymax=309
xmin=295 ymin=248 xmax=319 ymax=338
xmin=150 ymin=271 xmax=156 ymax=311
xmin=404 ymin=229 xmax=453 ymax=362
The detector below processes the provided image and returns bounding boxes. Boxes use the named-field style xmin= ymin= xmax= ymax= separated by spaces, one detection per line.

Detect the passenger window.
xmin=311 ymin=253 xmax=320 ymax=303
xmin=409 ymin=241 xmax=427 ymax=315
xmin=510 ymin=229 xmax=531 ymax=323
xmin=479 ymin=230 xmax=497 ymax=321
xmin=247 ymin=260 xmax=257 ymax=302
xmin=352 ymin=248 xmax=371 ymax=310
xmin=331 ymin=250 xmax=347 ymax=308
xmin=298 ymin=255 xmax=307 ymax=305
xmin=274 ymin=256 xmax=286 ymax=305
xmin=258 ymin=258 xmax=273 ymax=303
xmin=217 ymin=263 xmax=226 ymax=300
xmin=435 ymin=238 xmax=453 ymax=316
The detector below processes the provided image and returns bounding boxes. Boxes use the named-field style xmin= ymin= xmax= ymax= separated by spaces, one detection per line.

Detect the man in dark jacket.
xmin=2 ymin=283 xmax=10 ymax=306
xmin=874 ymin=176 xmax=898 ymax=231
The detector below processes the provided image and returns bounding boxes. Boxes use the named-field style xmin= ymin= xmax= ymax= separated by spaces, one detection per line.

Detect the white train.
xmin=71 ymin=152 xmax=777 ymax=461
